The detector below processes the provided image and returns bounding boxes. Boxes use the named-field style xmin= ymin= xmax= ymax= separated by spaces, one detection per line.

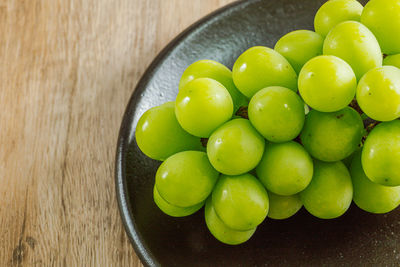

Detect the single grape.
xmin=356 ymin=66 xmax=400 ymax=121
xmin=362 ymin=120 xmax=400 ymax=186
xmin=232 ymin=46 xmax=297 ymax=98
xmin=300 ymin=161 xmax=353 ymax=219
xmin=384 ymin=54 xmax=400 ymax=69
xmin=135 ymin=101 xmax=203 ymax=161
xmin=274 ymin=30 xmax=324 ymax=74
xmin=204 ymin=198 xmax=256 ymax=245
xmin=300 ymin=108 xmax=364 ymax=162
xmin=323 ymin=21 xmax=382 ymax=80
xmin=256 ymin=141 xmax=313 ymax=196
xmin=156 ymin=151 xmax=219 ymax=207
xmin=179 ymin=60 xmax=248 ymax=111
xmin=361 ymin=0 xmax=400 ymax=54
xmin=298 ymin=55 xmax=357 ymax=112
xmin=153 ymin=186 xmax=204 ymax=217
xmin=207 ymin=118 xmax=265 ymax=175
xmin=314 ymin=0 xmax=363 ymax=37
xmin=267 ymin=191 xmax=303 ymax=220
xmin=212 ymin=173 xmax=269 ymax=231
xmin=248 ymin=86 xmax=305 ymax=142
xmin=351 ymin=152 xmax=400 ymax=214
xmin=175 ymin=78 xmax=233 ymax=137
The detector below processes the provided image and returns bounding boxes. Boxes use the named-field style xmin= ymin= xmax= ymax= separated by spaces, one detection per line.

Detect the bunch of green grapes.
xmin=135 ymin=0 xmax=400 ymax=245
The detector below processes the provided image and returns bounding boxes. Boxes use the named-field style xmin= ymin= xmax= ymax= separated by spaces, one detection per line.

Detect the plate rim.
xmin=114 ymin=1 xmax=260 ymax=266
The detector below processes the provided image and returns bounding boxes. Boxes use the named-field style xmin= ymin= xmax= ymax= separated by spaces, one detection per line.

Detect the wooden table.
xmin=0 ymin=0 xmax=234 ymax=265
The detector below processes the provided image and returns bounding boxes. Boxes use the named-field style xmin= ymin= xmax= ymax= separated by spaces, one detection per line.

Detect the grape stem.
xmin=235 ymin=106 xmax=249 ymax=119
xmin=365 ymin=121 xmax=379 ymax=133
xmin=349 ymin=99 xmax=363 ymax=115
xmin=348 ymin=98 xmax=379 ymax=146
xmin=201 ymin=138 xmax=208 ymax=148
xmin=361 ymin=121 xmax=380 ymax=146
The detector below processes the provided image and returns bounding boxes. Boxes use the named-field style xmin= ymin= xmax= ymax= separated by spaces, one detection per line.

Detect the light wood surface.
xmin=0 ymin=0 xmax=235 ymax=266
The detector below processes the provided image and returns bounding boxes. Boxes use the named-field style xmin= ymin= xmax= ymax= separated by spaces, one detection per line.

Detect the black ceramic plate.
xmin=115 ymin=0 xmax=400 ymax=266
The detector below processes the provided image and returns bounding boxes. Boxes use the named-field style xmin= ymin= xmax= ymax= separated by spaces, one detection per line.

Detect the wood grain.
xmin=0 ymin=0 xmax=235 ymax=266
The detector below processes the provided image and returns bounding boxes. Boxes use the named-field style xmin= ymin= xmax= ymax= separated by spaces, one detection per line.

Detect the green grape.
xmin=267 ymin=191 xmax=302 ymax=220
xmin=384 ymin=54 xmax=400 ymax=69
xmin=153 ymin=186 xmax=204 ymax=217
xmin=351 ymin=152 xmax=400 ymax=214
xmin=298 ymin=55 xmax=357 ymax=112
xmin=323 ymin=21 xmax=382 ymax=80
xmin=179 ymin=60 xmax=248 ymax=111
xmin=248 ymin=86 xmax=305 ymax=142
xmin=274 ymin=30 xmax=323 ymax=74
xmin=207 ymin=118 xmax=265 ymax=175
xmin=256 ymin=141 xmax=313 ymax=196
xmin=314 ymin=0 xmax=363 ymax=37
xmin=212 ymin=173 xmax=269 ymax=231
xmin=356 ymin=66 xmax=400 ymax=121
xmin=300 ymin=108 xmax=364 ymax=162
xmin=342 ymin=147 xmax=361 ymax=169
xmin=300 ymin=161 xmax=353 ymax=219
xmin=156 ymin=151 xmax=219 ymax=207
xmin=135 ymin=101 xmax=203 ymax=161
xmin=362 ymin=120 xmax=400 ymax=186
xmin=361 ymin=0 xmax=400 ymax=54
xmin=232 ymin=46 xmax=298 ymax=98
xmin=204 ymin=198 xmax=256 ymax=245
xmin=175 ymin=78 xmax=233 ymax=137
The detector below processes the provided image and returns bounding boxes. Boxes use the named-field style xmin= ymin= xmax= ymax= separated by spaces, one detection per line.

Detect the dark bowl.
xmin=115 ymin=0 xmax=400 ymax=266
